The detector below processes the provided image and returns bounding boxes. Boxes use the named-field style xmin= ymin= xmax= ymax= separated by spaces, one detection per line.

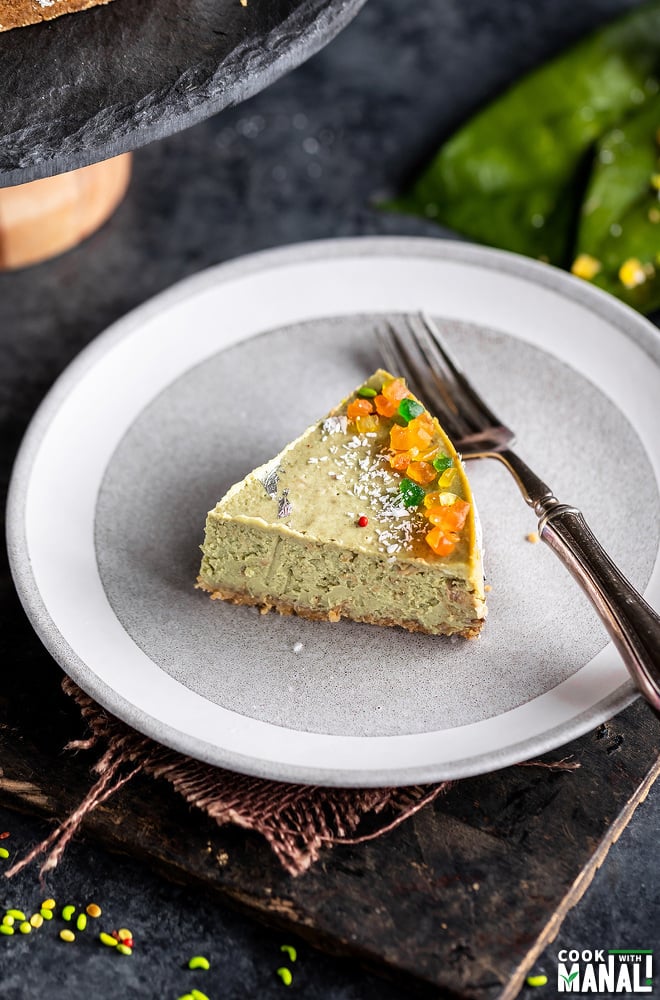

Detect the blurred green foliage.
xmin=389 ymin=1 xmax=660 ymax=312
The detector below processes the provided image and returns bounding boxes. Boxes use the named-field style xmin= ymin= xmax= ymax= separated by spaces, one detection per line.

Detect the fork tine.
xmin=416 ymin=312 xmax=504 ymax=431
xmin=375 ymin=321 xmax=470 ymax=441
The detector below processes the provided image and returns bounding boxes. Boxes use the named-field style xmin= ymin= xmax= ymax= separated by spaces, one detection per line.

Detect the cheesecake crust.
xmin=195 ymin=576 xmax=484 ymax=639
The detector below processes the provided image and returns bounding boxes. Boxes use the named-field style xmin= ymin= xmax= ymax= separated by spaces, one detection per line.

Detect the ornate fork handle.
xmin=496 ymin=448 xmax=660 ymax=712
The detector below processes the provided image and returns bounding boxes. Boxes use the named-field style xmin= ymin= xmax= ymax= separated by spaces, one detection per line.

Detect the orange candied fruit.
xmin=425 ymin=526 xmax=459 ymax=556
xmin=390 ymin=450 xmax=414 ymax=472
xmin=390 ymin=417 xmax=433 ymax=453
xmin=374 ymin=394 xmax=398 ymax=417
xmin=406 ymin=461 xmax=437 ymax=485
xmin=381 ymin=378 xmax=409 ymax=403
xmin=346 ymin=398 xmax=374 ymax=421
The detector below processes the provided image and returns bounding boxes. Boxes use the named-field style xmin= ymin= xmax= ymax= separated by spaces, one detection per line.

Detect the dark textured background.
xmin=1 ymin=0 xmax=659 ymax=997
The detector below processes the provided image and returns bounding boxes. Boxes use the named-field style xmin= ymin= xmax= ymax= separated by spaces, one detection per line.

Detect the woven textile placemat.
xmin=7 ymin=677 xmax=456 ymax=879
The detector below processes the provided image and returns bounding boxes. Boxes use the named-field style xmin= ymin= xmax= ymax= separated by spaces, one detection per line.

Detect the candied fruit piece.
xmin=355 ymin=414 xmax=380 ymax=434
xmin=390 ymin=450 xmax=414 ymax=472
xmin=398 ymin=399 xmax=424 ymax=423
xmin=381 ymin=378 xmax=409 ymax=403
xmin=432 ymin=454 xmax=453 ymax=473
xmin=374 ymin=394 xmax=398 ymax=417
xmin=425 ymin=526 xmax=458 ymax=556
xmin=399 ymin=479 xmax=426 ymax=508
xmin=406 ymin=461 xmax=437 ymax=485
xmin=347 ymin=398 xmax=374 ymax=421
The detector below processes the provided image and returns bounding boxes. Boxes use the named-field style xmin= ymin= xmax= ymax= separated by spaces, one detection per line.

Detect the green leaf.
xmin=387 ymin=2 xmax=660 ymax=267
xmin=574 ymin=95 xmax=660 ymax=313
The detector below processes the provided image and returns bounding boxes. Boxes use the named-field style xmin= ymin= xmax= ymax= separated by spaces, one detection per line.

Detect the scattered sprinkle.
xmin=18 ymin=922 xmax=31 ymax=935
xmin=29 ymin=914 xmax=43 ymax=929
xmin=176 ymin=995 xmax=195 ymax=1000
xmin=76 ymin=913 xmax=87 ymax=932
xmin=39 ymin=908 xmax=53 ymax=921
xmin=86 ymin=904 xmax=102 ymax=919
xmin=2 ymin=916 xmax=14 ymax=928
xmin=188 ymin=955 xmax=211 ymax=971
xmin=0 ymin=925 xmax=14 ymax=936
xmin=0 ymin=848 xmax=9 ymax=859
xmin=526 ymin=532 xmax=540 ymax=544
xmin=118 ymin=928 xmax=132 ymax=941
xmin=358 ymin=515 xmax=369 ymax=527
xmin=61 ymin=905 xmax=76 ymax=922
xmin=0 ymin=832 xmax=10 ymax=840
xmin=99 ymin=932 xmax=119 ymax=947
xmin=357 ymin=386 xmax=377 ymax=398
xmin=190 ymin=991 xmax=211 ymax=1000
xmin=116 ymin=943 xmax=133 ymax=956
xmin=526 ymin=974 xmax=548 ymax=987
xmin=59 ymin=929 xmax=76 ymax=943
xmin=40 ymin=899 xmax=56 ymax=911
xmin=280 ymin=945 xmax=297 ymax=962
xmin=6 ymin=910 xmax=25 ymax=921
xmin=277 ymin=967 xmax=293 ymax=986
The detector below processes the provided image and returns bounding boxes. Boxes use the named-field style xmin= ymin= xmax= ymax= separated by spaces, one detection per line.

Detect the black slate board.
xmin=0 ymin=0 xmax=366 ymax=185
xmin=0 ymin=687 xmax=658 ymax=998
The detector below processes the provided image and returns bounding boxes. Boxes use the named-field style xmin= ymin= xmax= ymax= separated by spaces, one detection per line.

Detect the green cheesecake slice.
xmin=197 ymin=370 xmax=486 ymax=637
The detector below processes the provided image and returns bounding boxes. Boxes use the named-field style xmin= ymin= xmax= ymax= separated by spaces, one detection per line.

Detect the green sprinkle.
xmin=116 ymin=943 xmax=132 ymax=956
xmin=99 ymin=932 xmax=118 ymax=948
xmin=399 ymin=478 xmax=426 ymax=508
xmin=526 ymin=974 xmax=548 ymax=987
xmin=6 ymin=910 xmax=25 ymax=921
xmin=188 ymin=956 xmax=211 ymax=970
xmin=39 ymin=908 xmax=53 ymax=921
xmin=357 ymin=386 xmax=377 ymax=398
xmin=2 ymin=916 xmax=14 ymax=927
xmin=432 ymin=454 xmax=453 ymax=473
xmin=18 ymin=922 xmax=31 ymax=935
xmin=398 ymin=398 xmax=424 ymax=423
xmin=0 ymin=925 xmax=14 ymax=936
xmin=76 ymin=913 xmax=87 ymax=931
xmin=277 ymin=967 xmax=293 ymax=987
xmin=190 ymin=991 xmax=210 ymax=1000
xmin=0 ymin=848 xmax=9 ymax=859
xmin=61 ymin=905 xmax=75 ymax=922
xmin=176 ymin=995 xmax=194 ymax=1000
xmin=280 ymin=945 xmax=297 ymax=962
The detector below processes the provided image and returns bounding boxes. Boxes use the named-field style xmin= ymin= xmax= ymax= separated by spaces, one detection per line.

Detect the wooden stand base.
xmin=0 ymin=153 xmax=132 ymax=270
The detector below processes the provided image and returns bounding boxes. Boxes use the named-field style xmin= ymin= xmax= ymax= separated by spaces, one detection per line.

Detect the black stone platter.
xmin=0 ymin=0 xmax=366 ymax=186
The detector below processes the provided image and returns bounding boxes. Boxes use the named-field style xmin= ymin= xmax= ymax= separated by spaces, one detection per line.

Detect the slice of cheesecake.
xmin=198 ymin=370 xmax=486 ymax=637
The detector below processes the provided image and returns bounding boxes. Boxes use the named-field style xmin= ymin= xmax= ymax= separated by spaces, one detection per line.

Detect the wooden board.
xmin=0 ymin=648 xmax=658 ymax=998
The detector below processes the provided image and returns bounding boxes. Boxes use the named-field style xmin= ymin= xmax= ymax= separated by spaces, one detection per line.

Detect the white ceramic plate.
xmin=7 ymin=238 xmax=660 ymax=786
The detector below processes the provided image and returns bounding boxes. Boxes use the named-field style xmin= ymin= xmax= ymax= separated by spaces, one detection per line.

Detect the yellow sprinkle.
xmin=116 ymin=943 xmax=133 ymax=956
xmin=526 ymin=532 xmax=540 ymax=544
xmin=86 ymin=904 xmax=102 ymax=918
xmin=527 ymin=974 xmax=548 ymax=987
xmin=651 ymin=173 xmax=660 ymax=191
xmin=0 ymin=925 xmax=14 ymax=936
xmin=29 ymin=914 xmax=43 ymax=928
xmin=277 ymin=967 xmax=293 ymax=986
xmin=619 ymin=258 xmax=647 ymax=289
xmin=18 ymin=922 xmax=31 ymax=935
xmin=59 ymin=929 xmax=76 ymax=943
xmin=6 ymin=910 xmax=26 ymax=921
xmin=2 ymin=916 xmax=14 ymax=927
xmin=40 ymin=899 xmax=56 ymax=910
xmin=99 ymin=932 xmax=118 ymax=947
xmin=117 ymin=927 xmax=132 ymax=941
xmin=570 ymin=253 xmax=601 ymax=280
xmin=187 ymin=956 xmax=211 ymax=970
xmin=0 ymin=847 xmax=9 ymax=859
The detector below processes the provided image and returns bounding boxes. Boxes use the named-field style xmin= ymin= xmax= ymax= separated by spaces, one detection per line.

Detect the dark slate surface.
xmin=0 ymin=0 xmax=366 ymax=185
xmin=0 ymin=0 xmax=659 ymax=997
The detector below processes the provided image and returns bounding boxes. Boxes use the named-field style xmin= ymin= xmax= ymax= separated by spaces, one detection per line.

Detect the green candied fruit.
xmin=398 ymin=398 xmax=424 ymax=423
xmin=433 ymin=454 xmax=453 ymax=473
xmin=399 ymin=479 xmax=426 ymax=508
xmin=357 ymin=386 xmax=378 ymax=398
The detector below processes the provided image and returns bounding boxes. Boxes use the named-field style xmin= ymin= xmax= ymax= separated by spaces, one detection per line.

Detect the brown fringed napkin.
xmin=6 ymin=677 xmax=452 ymax=879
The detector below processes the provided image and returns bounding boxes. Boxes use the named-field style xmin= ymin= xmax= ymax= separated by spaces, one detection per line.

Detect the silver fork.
xmin=377 ymin=312 xmax=660 ymax=712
